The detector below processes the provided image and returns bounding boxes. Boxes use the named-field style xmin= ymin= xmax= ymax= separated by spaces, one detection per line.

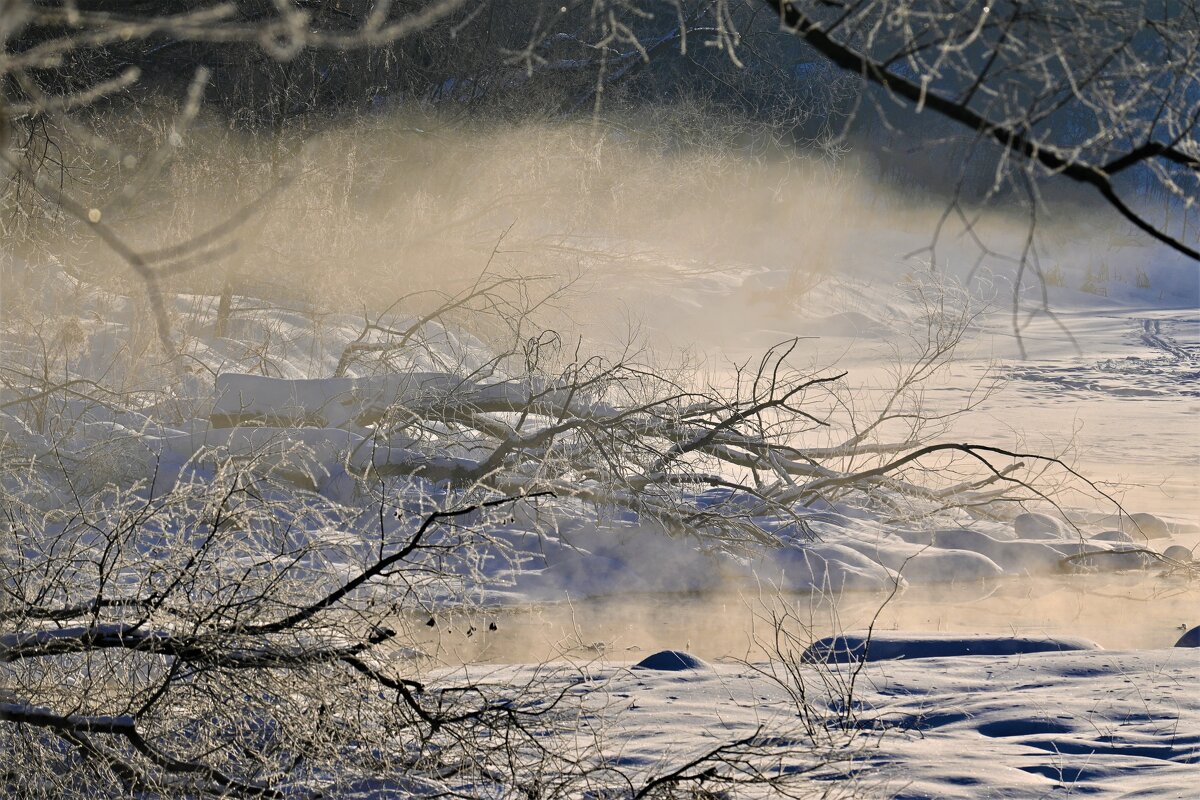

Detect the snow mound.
xmin=900 ymin=527 xmax=1090 ymax=573
xmin=1176 ymin=626 xmax=1200 ymax=647
xmin=838 ymin=538 xmax=1004 ymax=583
xmin=1164 ymin=545 xmax=1193 ymax=562
xmin=633 ymin=650 xmax=708 ymax=671
xmin=1117 ymin=512 xmax=1172 ymax=540
xmin=767 ymin=542 xmax=905 ymax=592
xmin=802 ymin=632 xmax=1101 ymax=663
xmin=1013 ymin=512 xmax=1066 ymax=539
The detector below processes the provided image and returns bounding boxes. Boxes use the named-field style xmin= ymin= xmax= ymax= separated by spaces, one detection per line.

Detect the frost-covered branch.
xmin=761 ymin=0 xmax=1200 ymax=261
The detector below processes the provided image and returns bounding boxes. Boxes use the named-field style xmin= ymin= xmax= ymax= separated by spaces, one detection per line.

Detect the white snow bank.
xmin=453 ymin=647 xmax=1198 ymax=800
xmin=837 ymin=537 xmax=1004 ymax=583
xmin=894 ymin=527 xmax=1115 ymax=574
xmin=847 ymin=648 xmax=1199 ymax=798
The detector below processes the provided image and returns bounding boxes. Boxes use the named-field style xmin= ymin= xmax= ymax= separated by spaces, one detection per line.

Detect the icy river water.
xmin=411 ymin=570 xmax=1199 ymax=665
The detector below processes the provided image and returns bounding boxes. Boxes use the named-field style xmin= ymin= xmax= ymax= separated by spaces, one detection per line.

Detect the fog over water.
xmin=8 ymin=11 xmax=1200 ymax=796
xmin=10 ymin=110 xmax=1197 ymax=664
xmin=407 ymin=572 xmax=1200 ymax=665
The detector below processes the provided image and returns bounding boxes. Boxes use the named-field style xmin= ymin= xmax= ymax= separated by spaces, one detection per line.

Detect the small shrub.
xmin=1042 ymin=264 xmax=1066 ymax=288
xmin=1080 ymin=262 xmax=1109 ymax=296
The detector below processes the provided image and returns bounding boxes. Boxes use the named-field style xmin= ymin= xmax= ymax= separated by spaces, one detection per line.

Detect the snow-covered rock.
xmin=633 ymin=650 xmax=708 ymax=671
xmin=802 ymin=631 xmax=1100 ymax=663
xmin=1115 ymin=512 xmax=1172 ymax=540
xmin=1164 ymin=545 xmax=1193 ymax=562
xmin=1175 ymin=625 xmax=1200 ymax=647
xmin=838 ymin=537 xmax=1004 ymax=583
xmin=768 ymin=542 xmax=905 ymax=593
xmin=1013 ymin=512 xmax=1067 ymax=539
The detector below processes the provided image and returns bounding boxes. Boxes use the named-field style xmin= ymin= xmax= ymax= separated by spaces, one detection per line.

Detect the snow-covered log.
xmin=210 ymin=372 xmax=580 ymax=429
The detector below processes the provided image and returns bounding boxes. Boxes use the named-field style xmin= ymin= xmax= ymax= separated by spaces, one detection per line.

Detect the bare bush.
xmin=1 ymin=258 xmax=1116 ymax=795
xmin=2 ymin=4 xmax=1167 ymax=796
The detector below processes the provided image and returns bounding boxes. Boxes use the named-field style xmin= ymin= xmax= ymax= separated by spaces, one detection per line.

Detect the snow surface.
xmin=431 ymin=646 xmax=1199 ymax=799
xmin=3 ymin=230 xmax=1198 ymax=797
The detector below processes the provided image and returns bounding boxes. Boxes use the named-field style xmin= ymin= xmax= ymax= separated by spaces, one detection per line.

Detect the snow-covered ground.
xmin=572 ymin=235 xmax=1200 ymax=522
xmin=496 ymin=643 xmax=1198 ymax=800
xmin=2 ymin=227 xmax=1197 ymax=797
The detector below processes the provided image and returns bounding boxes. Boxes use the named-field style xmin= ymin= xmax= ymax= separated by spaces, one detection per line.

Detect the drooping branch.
xmin=762 ymin=0 xmax=1200 ymax=261
xmin=0 ymin=702 xmax=286 ymax=798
